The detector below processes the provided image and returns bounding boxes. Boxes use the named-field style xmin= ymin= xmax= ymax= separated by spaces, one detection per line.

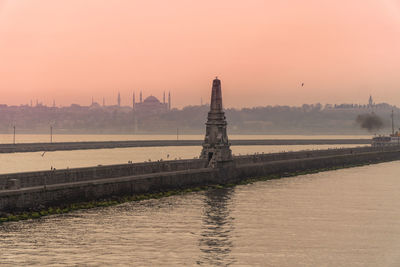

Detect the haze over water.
xmin=1 ymin=1 xmax=399 ymax=265
xmin=1 ymin=161 xmax=400 ymax=266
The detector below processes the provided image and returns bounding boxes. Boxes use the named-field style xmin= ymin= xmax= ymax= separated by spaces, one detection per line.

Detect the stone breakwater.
xmin=0 ymin=139 xmax=370 ymax=153
xmin=0 ymin=146 xmax=398 ymax=212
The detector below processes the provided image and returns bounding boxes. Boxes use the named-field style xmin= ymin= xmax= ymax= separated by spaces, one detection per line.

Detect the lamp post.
xmin=13 ymin=125 xmax=15 ymax=145
xmin=50 ymin=125 xmax=53 ymax=143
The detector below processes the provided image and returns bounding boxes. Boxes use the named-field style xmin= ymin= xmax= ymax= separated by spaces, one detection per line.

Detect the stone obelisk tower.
xmin=200 ymin=77 xmax=232 ymax=167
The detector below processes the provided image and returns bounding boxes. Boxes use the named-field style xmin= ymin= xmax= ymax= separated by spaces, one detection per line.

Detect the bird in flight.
xmin=301 ymin=83 xmax=304 ymax=87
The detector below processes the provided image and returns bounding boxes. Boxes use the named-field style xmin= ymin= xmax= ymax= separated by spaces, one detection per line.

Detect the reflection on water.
xmin=198 ymin=188 xmax=235 ymax=266
xmin=2 ymin=162 xmax=400 ymax=266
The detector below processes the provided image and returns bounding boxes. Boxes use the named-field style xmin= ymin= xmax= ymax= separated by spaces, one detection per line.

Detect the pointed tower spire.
xmin=168 ymin=91 xmax=171 ymax=110
xmin=163 ymin=91 xmax=166 ymax=104
xmin=210 ymin=77 xmax=223 ymax=111
xmin=117 ymin=92 xmax=121 ymax=107
xmin=200 ymin=77 xmax=232 ymax=167
xmin=103 ymin=97 xmax=105 ymax=107
xmin=132 ymin=92 xmax=135 ymax=109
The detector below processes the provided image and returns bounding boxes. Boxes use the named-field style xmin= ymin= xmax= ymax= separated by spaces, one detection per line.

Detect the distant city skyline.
xmin=0 ymin=88 xmax=397 ymax=109
xmin=0 ymin=1 xmax=399 ymax=108
xmin=0 ymin=93 xmax=392 ymax=111
xmin=6 ymin=91 xmax=175 ymax=108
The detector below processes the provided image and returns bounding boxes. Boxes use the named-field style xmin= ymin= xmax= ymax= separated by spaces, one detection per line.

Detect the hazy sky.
xmin=0 ymin=0 xmax=399 ymax=108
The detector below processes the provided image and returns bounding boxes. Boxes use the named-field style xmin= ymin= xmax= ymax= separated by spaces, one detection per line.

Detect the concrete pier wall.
xmin=0 ymin=168 xmax=218 ymax=212
xmin=233 ymin=146 xmax=384 ymax=165
xmin=0 ymin=139 xmax=370 ymax=153
xmin=0 ymin=146 xmax=375 ymax=190
xmin=1 ymin=146 xmax=399 ymax=212
xmin=0 ymin=159 xmax=207 ymax=190
xmin=235 ymin=149 xmax=400 ymax=178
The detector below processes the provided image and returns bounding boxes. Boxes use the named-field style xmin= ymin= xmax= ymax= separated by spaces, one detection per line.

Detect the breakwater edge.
xmin=0 ymin=138 xmax=370 ymax=153
xmin=1 ymin=146 xmax=399 ymax=216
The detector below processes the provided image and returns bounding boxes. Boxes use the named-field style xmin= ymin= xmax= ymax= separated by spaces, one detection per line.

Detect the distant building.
xmin=368 ymin=95 xmax=375 ymax=109
xmin=168 ymin=92 xmax=171 ymax=110
xmin=328 ymin=95 xmax=394 ymax=111
xmin=133 ymin=92 xmax=171 ymax=114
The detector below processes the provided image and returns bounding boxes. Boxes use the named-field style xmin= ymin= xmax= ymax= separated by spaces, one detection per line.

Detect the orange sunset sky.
xmin=0 ymin=0 xmax=399 ymax=108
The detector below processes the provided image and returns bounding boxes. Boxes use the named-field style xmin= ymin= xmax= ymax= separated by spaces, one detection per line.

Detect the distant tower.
xmin=117 ymin=92 xmax=121 ymax=107
xmin=168 ymin=91 xmax=171 ymax=110
xmin=369 ymin=95 xmax=373 ymax=107
xmin=103 ymin=97 xmax=105 ymax=107
xmin=391 ymin=109 xmax=395 ymax=135
xmin=91 ymin=97 xmax=94 ymax=106
xmin=200 ymin=77 xmax=232 ymax=167
xmin=140 ymin=91 xmax=143 ymax=103
xmin=132 ymin=92 xmax=135 ymax=109
xmin=163 ymin=91 xmax=166 ymax=104
xmin=133 ymin=114 xmax=138 ymax=133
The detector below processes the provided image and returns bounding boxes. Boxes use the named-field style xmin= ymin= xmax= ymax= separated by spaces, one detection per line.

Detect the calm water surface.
xmin=1 ymin=162 xmax=400 ymax=266
xmin=0 ymin=144 xmax=363 ymax=174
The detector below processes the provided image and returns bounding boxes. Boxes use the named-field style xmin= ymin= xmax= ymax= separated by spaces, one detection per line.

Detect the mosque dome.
xmin=143 ymin=95 xmax=161 ymax=103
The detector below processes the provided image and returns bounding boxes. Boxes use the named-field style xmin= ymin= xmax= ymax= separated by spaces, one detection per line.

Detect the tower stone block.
xmin=200 ymin=78 xmax=232 ymax=167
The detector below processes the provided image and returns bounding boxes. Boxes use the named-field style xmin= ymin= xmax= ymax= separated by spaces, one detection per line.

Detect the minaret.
xmin=103 ymin=97 xmax=105 ymax=107
xmin=168 ymin=91 xmax=171 ymax=110
xmin=140 ymin=91 xmax=143 ymax=103
xmin=369 ymin=95 xmax=374 ymax=107
xmin=200 ymin=77 xmax=232 ymax=167
xmin=132 ymin=92 xmax=135 ymax=109
xmin=117 ymin=92 xmax=121 ymax=107
xmin=163 ymin=91 xmax=166 ymax=104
